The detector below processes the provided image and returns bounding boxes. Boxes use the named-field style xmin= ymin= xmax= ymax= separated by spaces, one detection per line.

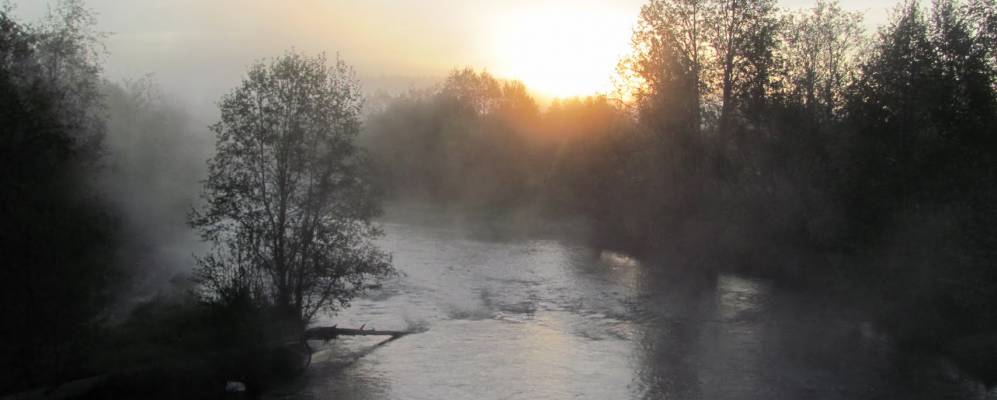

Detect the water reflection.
xmin=268 ymin=219 xmax=991 ymax=400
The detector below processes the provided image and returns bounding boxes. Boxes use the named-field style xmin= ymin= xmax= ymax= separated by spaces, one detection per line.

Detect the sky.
xmin=10 ymin=0 xmax=898 ymax=110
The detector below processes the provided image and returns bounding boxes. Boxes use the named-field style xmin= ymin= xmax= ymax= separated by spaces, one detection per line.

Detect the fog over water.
xmin=268 ymin=207 xmax=988 ymax=400
xmin=2 ymin=0 xmax=995 ymax=397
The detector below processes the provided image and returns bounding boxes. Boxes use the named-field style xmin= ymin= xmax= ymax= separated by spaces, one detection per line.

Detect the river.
xmin=266 ymin=208 xmax=991 ymax=400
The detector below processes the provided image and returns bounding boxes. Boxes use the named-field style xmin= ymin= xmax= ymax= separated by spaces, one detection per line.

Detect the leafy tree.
xmin=622 ymin=0 xmax=707 ymax=136
xmin=929 ymin=0 xmax=996 ymax=141
xmin=963 ymin=0 xmax=996 ymax=78
xmin=621 ymin=0 xmax=714 ymax=215
xmin=190 ymin=51 xmax=392 ymax=327
xmin=844 ymin=0 xmax=996 ymax=223
xmin=625 ymin=0 xmax=780 ymax=132
xmin=753 ymin=0 xmax=863 ymax=242
xmin=439 ymin=68 xmax=504 ymax=115
xmin=364 ymin=68 xmax=545 ymax=207
xmin=780 ymin=0 xmax=864 ymax=123
xmin=0 ymin=0 xmax=115 ymax=392
xmin=706 ymin=0 xmax=780 ymax=134
xmin=844 ymin=1 xmax=938 ymax=220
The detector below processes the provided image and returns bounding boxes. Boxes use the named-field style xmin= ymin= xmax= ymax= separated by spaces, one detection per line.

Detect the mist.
xmin=98 ymin=78 xmax=213 ymax=305
xmin=1 ymin=0 xmax=996 ymax=398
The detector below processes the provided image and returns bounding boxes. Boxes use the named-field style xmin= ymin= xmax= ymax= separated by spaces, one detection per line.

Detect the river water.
xmin=267 ymin=210 xmax=991 ymax=400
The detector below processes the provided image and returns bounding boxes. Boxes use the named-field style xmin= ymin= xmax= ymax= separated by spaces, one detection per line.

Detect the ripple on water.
xmin=280 ymin=218 xmax=987 ymax=400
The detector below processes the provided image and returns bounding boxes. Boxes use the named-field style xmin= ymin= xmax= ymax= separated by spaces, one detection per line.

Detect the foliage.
xmin=190 ymin=51 xmax=392 ymax=326
xmin=364 ymin=68 xmax=547 ymax=208
xmin=366 ymin=0 xmax=997 ymax=379
xmin=778 ymin=0 xmax=864 ymax=122
xmin=0 ymin=0 xmax=116 ymax=392
xmin=0 ymin=0 xmax=995 ymax=392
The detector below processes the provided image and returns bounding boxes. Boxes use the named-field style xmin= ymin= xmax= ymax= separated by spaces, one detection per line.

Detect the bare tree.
xmin=190 ymin=51 xmax=392 ymax=325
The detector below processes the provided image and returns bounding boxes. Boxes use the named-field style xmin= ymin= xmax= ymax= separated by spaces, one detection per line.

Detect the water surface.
xmin=267 ymin=213 xmax=990 ymax=399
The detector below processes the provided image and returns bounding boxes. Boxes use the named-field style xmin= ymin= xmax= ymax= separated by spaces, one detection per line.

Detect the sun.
xmin=489 ymin=6 xmax=634 ymax=99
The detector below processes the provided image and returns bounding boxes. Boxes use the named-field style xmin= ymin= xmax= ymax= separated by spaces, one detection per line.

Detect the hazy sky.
xmin=11 ymin=0 xmax=898 ymax=109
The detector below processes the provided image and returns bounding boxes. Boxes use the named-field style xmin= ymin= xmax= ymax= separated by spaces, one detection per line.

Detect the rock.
xmin=225 ymin=381 xmax=246 ymax=393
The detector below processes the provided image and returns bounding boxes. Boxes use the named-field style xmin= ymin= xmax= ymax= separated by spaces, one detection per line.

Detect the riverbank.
xmin=584 ymin=211 xmax=997 ymax=389
xmin=0 ymin=293 xmax=314 ymax=400
xmin=262 ymin=215 xmax=994 ymax=399
xmin=11 ymin=205 xmax=991 ymax=399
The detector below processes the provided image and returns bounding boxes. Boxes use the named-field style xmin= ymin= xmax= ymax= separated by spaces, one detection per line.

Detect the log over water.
xmin=304 ymin=326 xmax=413 ymax=340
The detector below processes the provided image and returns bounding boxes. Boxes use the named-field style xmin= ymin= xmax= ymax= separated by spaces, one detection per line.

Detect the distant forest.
xmin=364 ymin=0 xmax=997 ymax=373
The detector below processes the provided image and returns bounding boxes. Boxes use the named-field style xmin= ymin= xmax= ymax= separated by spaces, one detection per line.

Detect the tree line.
xmin=1 ymin=0 xmax=995 ymax=394
xmin=0 ymin=1 xmax=116 ymax=390
xmin=364 ymin=0 xmax=997 ymax=376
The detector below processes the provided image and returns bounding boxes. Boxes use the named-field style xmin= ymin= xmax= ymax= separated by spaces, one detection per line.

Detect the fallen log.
xmin=304 ymin=325 xmax=413 ymax=340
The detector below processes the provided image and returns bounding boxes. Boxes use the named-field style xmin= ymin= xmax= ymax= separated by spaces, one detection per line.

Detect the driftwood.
xmin=304 ymin=325 xmax=413 ymax=340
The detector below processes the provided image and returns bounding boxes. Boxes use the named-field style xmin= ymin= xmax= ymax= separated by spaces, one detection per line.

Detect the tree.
xmin=364 ymin=68 xmax=544 ymax=207
xmin=929 ymin=0 xmax=996 ymax=141
xmin=769 ymin=0 xmax=864 ymax=207
xmin=963 ymin=0 xmax=996 ymax=79
xmin=780 ymin=0 xmax=864 ymax=123
xmin=706 ymin=0 xmax=779 ymax=135
xmin=625 ymin=0 xmax=780 ymax=133
xmin=0 ymin=1 xmax=116 ymax=392
xmin=845 ymin=0 xmax=996 ymax=219
xmin=190 ymin=51 xmax=392 ymax=326
xmin=845 ymin=1 xmax=938 ymax=217
xmin=623 ymin=0 xmax=708 ymax=136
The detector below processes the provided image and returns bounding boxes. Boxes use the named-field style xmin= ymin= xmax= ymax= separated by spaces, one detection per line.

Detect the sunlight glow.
xmin=490 ymin=7 xmax=634 ymax=99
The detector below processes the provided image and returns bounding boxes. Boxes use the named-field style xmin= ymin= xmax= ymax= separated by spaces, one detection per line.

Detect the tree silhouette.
xmin=780 ymin=0 xmax=864 ymax=124
xmin=190 ymin=51 xmax=392 ymax=326
xmin=0 ymin=1 xmax=115 ymax=392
